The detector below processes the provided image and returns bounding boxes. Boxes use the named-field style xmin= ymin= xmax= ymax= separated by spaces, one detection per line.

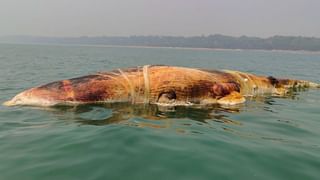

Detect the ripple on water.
xmin=1 ymin=45 xmax=320 ymax=180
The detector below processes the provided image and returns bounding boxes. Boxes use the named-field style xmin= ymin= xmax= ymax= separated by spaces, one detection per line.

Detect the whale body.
xmin=3 ymin=65 xmax=319 ymax=107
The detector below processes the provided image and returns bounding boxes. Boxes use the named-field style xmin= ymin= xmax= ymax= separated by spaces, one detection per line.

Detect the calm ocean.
xmin=0 ymin=43 xmax=319 ymax=180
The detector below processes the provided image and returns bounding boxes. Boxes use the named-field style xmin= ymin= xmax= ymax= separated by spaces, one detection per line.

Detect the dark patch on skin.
xmin=162 ymin=81 xmax=171 ymax=85
xmin=218 ymin=82 xmax=241 ymax=94
xmin=158 ymin=90 xmax=177 ymax=101
xmin=186 ymin=80 xmax=241 ymax=99
xmin=65 ymin=96 xmax=74 ymax=101
xmin=40 ymin=81 xmax=63 ymax=90
xmin=226 ymin=81 xmax=241 ymax=92
xmin=189 ymin=80 xmax=214 ymax=97
xmin=68 ymin=75 xmax=113 ymax=89
xmin=277 ymin=79 xmax=292 ymax=88
xmin=212 ymin=83 xmax=233 ymax=97
xmin=75 ymin=89 xmax=108 ymax=102
xmin=267 ymin=76 xmax=279 ymax=86
xmin=38 ymin=74 xmax=114 ymax=102
xmin=69 ymin=75 xmax=100 ymax=85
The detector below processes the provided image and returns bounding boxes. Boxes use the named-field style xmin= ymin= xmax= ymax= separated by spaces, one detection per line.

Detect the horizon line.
xmin=1 ymin=34 xmax=320 ymax=39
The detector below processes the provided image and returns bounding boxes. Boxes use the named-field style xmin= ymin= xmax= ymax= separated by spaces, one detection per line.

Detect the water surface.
xmin=0 ymin=44 xmax=319 ymax=180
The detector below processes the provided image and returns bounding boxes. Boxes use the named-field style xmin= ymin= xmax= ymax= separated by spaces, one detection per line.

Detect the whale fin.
xmin=217 ymin=91 xmax=246 ymax=105
xmin=308 ymin=82 xmax=320 ymax=88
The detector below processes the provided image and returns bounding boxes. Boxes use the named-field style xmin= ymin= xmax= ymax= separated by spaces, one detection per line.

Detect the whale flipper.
xmin=217 ymin=91 xmax=246 ymax=105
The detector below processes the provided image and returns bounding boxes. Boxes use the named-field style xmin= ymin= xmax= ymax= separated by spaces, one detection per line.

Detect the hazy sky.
xmin=1 ymin=0 xmax=319 ymax=37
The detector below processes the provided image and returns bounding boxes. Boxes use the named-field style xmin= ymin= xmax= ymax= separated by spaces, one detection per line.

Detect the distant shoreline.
xmin=1 ymin=41 xmax=320 ymax=55
xmin=2 ymin=34 xmax=320 ymax=52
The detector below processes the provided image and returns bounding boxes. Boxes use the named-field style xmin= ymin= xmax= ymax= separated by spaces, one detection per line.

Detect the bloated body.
xmin=3 ymin=65 xmax=319 ymax=107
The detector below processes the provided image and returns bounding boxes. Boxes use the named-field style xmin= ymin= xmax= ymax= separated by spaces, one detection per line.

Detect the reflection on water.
xmin=25 ymin=92 xmax=311 ymax=145
xmin=1 ymin=44 xmax=320 ymax=180
xmin=43 ymin=101 xmax=304 ymax=146
xmin=51 ymin=103 xmax=244 ymax=127
xmin=44 ymin=91 xmax=301 ymax=128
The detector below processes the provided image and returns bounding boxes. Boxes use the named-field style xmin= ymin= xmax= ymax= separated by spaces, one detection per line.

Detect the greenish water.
xmin=0 ymin=43 xmax=319 ymax=180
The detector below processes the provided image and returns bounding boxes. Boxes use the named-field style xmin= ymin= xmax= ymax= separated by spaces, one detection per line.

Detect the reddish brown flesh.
xmin=34 ymin=65 xmax=241 ymax=104
xmin=4 ymin=65 xmax=318 ymax=106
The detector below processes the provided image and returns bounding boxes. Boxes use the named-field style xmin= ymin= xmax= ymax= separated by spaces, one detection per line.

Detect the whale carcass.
xmin=3 ymin=65 xmax=319 ymax=107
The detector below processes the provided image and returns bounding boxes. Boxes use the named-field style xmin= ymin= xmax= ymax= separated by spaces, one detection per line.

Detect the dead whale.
xmin=3 ymin=65 xmax=319 ymax=107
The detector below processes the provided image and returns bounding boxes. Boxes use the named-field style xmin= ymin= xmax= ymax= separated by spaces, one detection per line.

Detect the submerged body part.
xmin=3 ymin=65 xmax=319 ymax=107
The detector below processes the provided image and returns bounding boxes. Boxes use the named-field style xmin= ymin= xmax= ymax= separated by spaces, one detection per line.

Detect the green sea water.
xmin=0 ymin=43 xmax=319 ymax=180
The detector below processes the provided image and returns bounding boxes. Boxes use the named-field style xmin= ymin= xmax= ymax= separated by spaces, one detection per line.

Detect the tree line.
xmin=1 ymin=34 xmax=320 ymax=51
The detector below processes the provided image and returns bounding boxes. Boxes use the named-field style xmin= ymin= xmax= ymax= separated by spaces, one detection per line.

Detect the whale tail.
xmin=283 ymin=80 xmax=320 ymax=89
xmin=307 ymin=81 xmax=320 ymax=88
xmin=274 ymin=79 xmax=320 ymax=94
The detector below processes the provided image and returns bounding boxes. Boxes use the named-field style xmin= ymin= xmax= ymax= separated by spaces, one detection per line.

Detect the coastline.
xmin=1 ymin=41 xmax=320 ymax=55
